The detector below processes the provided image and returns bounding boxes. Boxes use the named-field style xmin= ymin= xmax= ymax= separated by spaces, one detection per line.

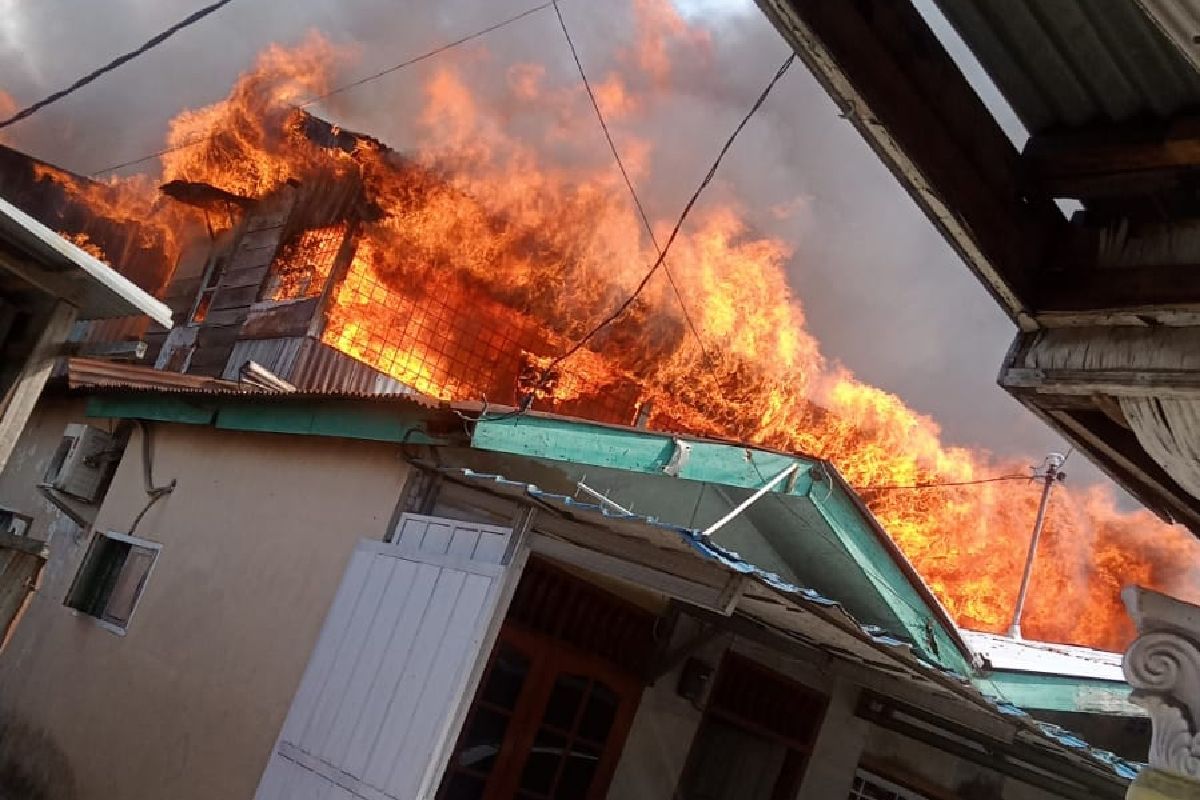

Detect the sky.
xmin=0 ymin=0 xmax=1115 ymax=495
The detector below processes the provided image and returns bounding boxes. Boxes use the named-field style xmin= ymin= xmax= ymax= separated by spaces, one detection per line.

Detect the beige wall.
xmin=0 ymin=402 xmax=411 ymax=800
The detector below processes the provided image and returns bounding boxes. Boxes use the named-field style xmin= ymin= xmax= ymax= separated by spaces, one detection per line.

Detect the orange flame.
xmin=40 ymin=11 xmax=1200 ymax=652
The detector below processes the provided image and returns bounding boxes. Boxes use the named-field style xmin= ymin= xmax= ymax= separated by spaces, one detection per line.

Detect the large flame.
xmin=23 ymin=12 xmax=1200 ymax=652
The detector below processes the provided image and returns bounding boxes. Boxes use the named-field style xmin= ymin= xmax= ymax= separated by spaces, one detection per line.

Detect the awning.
xmin=0 ymin=196 xmax=172 ymax=327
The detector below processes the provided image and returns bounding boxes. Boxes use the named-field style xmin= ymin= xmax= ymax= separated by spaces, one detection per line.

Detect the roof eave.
xmin=0 ymin=196 xmax=173 ymax=327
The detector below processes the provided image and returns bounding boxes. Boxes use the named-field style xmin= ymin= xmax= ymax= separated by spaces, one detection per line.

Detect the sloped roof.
xmin=0 ymin=197 xmax=172 ymax=326
xmin=434 ymin=465 xmax=1139 ymax=786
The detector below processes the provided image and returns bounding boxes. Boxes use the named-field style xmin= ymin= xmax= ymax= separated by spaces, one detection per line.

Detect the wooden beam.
xmin=755 ymin=0 xmax=1065 ymax=328
xmin=1026 ymin=115 xmax=1200 ymax=199
xmin=1010 ymin=393 xmax=1200 ymax=535
xmin=1002 ymin=366 xmax=1200 ymax=399
xmin=0 ymin=300 xmax=76 ymax=470
xmin=1034 ymin=262 xmax=1200 ymax=325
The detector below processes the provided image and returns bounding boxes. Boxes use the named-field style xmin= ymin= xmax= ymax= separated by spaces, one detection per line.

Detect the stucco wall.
xmin=0 ymin=404 xmax=411 ymax=800
xmin=862 ymin=723 xmax=1063 ymax=800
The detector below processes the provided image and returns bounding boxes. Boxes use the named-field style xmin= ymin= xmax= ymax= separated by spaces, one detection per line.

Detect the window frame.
xmin=849 ymin=769 xmax=932 ymax=800
xmin=438 ymin=624 xmax=642 ymax=800
xmin=64 ymin=530 xmax=162 ymax=636
xmin=0 ymin=506 xmax=33 ymax=537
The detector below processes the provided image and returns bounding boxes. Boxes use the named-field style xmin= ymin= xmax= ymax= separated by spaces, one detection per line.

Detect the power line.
xmin=90 ymin=0 xmax=556 ymax=176
xmin=533 ymin=51 xmax=796 ymax=394
xmin=854 ymin=475 xmax=1032 ymax=492
xmin=550 ymin=0 xmax=714 ymax=371
xmin=0 ymin=0 xmax=239 ymax=132
xmin=298 ymin=1 xmax=555 ymax=109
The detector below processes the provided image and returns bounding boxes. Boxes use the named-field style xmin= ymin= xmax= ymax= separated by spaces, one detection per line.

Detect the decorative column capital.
xmin=1124 ymin=587 xmax=1200 ymax=780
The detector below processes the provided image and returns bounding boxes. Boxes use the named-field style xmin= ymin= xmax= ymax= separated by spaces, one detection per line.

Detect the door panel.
xmin=255 ymin=515 xmax=521 ymax=800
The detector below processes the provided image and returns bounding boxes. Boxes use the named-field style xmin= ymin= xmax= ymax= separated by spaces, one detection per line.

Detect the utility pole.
xmin=1008 ymin=453 xmax=1067 ymax=640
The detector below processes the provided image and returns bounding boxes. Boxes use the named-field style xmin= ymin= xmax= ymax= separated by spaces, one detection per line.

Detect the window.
xmin=190 ymin=254 xmax=228 ymax=324
xmin=438 ymin=626 xmax=641 ymax=800
xmin=0 ymin=508 xmax=32 ymax=537
xmin=65 ymin=532 xmax=160 ymax=633
xmin=678 ymin=654 xmax=827 ymax=800
xmin=261 ymin=224 xmax=347 ymax=302
xmin=849 ymin=770 xmax=930 ymax=800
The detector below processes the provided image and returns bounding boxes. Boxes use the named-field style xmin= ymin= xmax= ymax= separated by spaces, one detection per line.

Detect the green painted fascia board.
xmin=214 ymin=400 xmax=450 ymax=445
xmin=811 ymin=484 xmax=971 ymax=674
xmin=975 ymin=671 xmax=1141 ymax=716
xmin=86 ymin=394 xmax=458 ymax=446
xmin=471 ymin=415 xmax=816 ymax=495
xmin=86 ymin=394 xmax=217 ymax=425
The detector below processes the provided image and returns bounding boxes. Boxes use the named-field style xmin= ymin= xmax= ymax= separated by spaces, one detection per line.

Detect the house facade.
xmin=0 ymin=368 xmax=1136 ymax=800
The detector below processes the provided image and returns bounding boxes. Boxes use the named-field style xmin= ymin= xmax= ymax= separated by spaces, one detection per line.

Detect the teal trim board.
xmin=86 ymin=394 xmax=217 ymax=425
xmin=976 ymin=671 xmax=1142 ymax=716
xmin=471 ymin=414 xmax=815 ymax=495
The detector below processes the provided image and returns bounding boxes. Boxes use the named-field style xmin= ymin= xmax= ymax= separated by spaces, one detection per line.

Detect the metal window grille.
xmin=321 ymin=252 xmax=644 ymax=425
xmin=262 ymin=224 xmax=347 ymax=302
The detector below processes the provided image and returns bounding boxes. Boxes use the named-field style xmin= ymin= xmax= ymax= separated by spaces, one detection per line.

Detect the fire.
xmin=19 ymin=5 xmax=1200 ymax=652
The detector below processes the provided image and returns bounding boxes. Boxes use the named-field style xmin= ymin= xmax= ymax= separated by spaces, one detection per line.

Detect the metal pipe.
xmin=576 ymin=481 xmax=632 ymax=515
xmin=1008 ymin=453 xmax=1065 ymax=639
xmin=701 ymin=463 xmax=799 ymax=539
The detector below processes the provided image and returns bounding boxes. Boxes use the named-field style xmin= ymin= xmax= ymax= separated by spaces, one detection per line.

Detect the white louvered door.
xmin=255 ymin=514 xmax=524 ymax=800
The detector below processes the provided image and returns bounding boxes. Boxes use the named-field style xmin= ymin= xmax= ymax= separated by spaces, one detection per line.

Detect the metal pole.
xmin=1008 ymin=454 xmax=1065 ymax=640
xmin=576 ymin=481 xmax=633 ymax=515
xmin=701 ymin=463 xmax=799 ymax=539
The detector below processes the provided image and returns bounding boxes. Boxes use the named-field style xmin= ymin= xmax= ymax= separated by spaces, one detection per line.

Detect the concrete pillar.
xmin=796 ymin=679 xmax=867 ymax=800
xmin=1123 ymin=587 xmax=1200 ymax=800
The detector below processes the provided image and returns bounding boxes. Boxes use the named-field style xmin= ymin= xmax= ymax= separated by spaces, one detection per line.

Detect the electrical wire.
xmin=0 ymin=0 xmax=239 ymax=132
xmin=530 ymin=52 xmax=796 ymax=397
xmin=550 ymin=0 xmax=714 ymax=372
xmin=299 ymin=1 xmax=555 ymax=109
xmin=854 ymin=475 xmax=1033 ymax=492
xmin=742 ymin=457 xmax=952 ymax=643
xmin=90 ymin=0 xmax=557 ymax=176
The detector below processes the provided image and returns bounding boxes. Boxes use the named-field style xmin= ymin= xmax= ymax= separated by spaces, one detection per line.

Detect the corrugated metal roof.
xmin=438 ymin=465 xmax=1141 ymax=784
xmin=934 ymin=0 xmax=1200 ymax=133
xmin=222 ymin=337 xmax=415 ymax=396
xmin=64 ymin=356 xmax=452 ymax=412
xmin=66 ymin=357 xmax=254 ymax=394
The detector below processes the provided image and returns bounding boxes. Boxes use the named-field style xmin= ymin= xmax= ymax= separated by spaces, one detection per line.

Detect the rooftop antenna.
xmin=1008 ymin=452 xmax=1067 ymax=640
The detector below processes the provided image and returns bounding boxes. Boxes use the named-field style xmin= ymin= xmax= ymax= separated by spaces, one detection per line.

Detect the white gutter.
xmin=0 ymin=196 xmax=173 ymax=328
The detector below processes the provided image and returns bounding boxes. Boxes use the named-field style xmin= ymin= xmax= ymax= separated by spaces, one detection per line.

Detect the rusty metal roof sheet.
xmin=64 ymin=356 xmax=449 ymax=410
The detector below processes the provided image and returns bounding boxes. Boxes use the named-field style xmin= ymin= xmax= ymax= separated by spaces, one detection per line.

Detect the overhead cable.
xmin=854 ymin=474 xmax=1033 ymax=491
xmin=299 ymin=1 xmax=555 ymax=109
xmin=550 ymin=0 xmax=714 ymax=370
xmin=0 ymin=0 xmax=239 ymax=131
xmin=90 ymin=0 xmax=556 ymax=176
xmin=533 ymin=51 xmax=797 ymax=393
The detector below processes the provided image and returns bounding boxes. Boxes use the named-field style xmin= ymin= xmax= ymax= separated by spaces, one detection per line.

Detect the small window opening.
xmin=0 ymin=508 xmax=32 ymax=537
xmin=65 ymin=532 xmax=159 ymax=632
